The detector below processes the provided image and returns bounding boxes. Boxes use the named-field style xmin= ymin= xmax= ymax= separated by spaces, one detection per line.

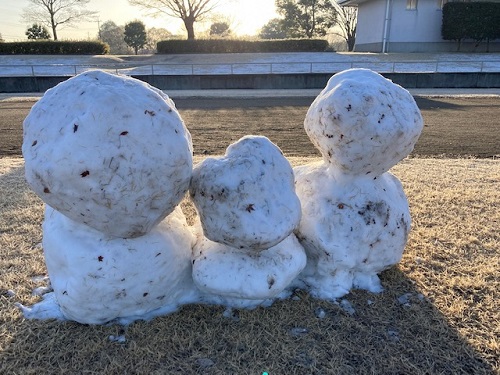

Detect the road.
xmin=1 ymin=96 xmax=499 ymax=158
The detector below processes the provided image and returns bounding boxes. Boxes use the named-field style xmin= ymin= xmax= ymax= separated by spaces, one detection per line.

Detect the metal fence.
xmin=0 ymin=60 xmax=499 ymax=77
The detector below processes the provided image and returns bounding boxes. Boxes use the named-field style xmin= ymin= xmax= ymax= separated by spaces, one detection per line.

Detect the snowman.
xmin=294 ymin=69 xmax=423 ymax=300
xmin=189 ymin=136 xmax=307 ymax=307
xmin=21 ymin=71 xmax=195 ymax=324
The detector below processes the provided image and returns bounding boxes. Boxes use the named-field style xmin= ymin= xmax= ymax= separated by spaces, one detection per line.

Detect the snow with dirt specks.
xmin=22 ymin=70 xmax=193 ymax=238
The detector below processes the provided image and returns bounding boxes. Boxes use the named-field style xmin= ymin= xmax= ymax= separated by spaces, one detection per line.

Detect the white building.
xmin=338 ymin=0 xmax=500 ymax=52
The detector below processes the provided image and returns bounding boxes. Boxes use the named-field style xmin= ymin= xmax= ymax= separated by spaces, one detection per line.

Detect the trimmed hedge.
xmin=0 ymin=41 xmax=109 ymax=55
xmin=157 ymin=39 xmax=330 ymax=54
xmin=442 ymin=2 xmax=500 ymax=51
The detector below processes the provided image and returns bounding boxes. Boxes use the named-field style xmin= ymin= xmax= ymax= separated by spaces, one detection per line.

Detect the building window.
xmin=407 ymin=0 xmax=418 ymax=10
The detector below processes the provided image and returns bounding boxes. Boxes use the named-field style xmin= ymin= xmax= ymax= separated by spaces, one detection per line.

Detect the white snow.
xmin=41 ymin=206 xmax=195 ymax=324
xmin=192 ymin=224 xmax=306 ymax=301
xmin=294 ymin=161 xmax=411 ymax=299
xmin=17 ymin=68 xmax=423 ymax=324
xmin=22 ymin=70 xmax=193 ymax=238
xmin=190 ymin=136 xmax=301 ymax=250
xmin=304 ymin=68 xmax=423 ymax=177
xmin=295 ymin=69 xmax=422 ymax=299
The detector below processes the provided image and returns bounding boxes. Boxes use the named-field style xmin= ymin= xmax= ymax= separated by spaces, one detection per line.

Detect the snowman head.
xmin=304 ymin=69 xmax=423 ymax=177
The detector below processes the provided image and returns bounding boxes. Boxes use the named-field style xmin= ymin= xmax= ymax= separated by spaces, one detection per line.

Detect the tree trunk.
xmin=50 ymin=13 xmax=57 ymax=40
xmin=347 ymin=36 xmax=355 ymax=51
xmin=134 ymin=46 xmax=138 ymax=55
xmin=184 ymin=17 xmax=196 ymax=40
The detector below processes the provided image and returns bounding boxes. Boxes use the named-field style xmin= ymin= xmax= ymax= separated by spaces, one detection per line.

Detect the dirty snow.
xmin=17 ymin=68 xmax=423 ymax=324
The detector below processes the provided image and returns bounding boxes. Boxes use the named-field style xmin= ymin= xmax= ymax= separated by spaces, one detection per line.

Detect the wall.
xmin=353 ymin=0 xmax=500 ymax=52
xmin=1 ymin=72 xmax=499 ymax=93
xmin=354 ymin=0 xmax=387 ymax=48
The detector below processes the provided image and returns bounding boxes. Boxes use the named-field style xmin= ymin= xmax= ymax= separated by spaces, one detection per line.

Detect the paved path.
xmin=1 ymin=52 xmax=499 ymax=77
xmin=1 ymin=88 xmax=499 ymax=101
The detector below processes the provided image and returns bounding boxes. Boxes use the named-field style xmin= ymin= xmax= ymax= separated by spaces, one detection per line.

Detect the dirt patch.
xmin=1 ymin=97 xmax=499 ymax=158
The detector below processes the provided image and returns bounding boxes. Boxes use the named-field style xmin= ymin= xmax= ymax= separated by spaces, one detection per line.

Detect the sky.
xmin=0 ymin=0 xmax=278 ymax=41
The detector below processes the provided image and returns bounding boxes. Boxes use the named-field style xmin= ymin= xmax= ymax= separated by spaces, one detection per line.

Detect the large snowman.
xmin=294 ymin=69 xmax=423 ymax=299
xmin=22 ymin=71 xmax=195 ymax=324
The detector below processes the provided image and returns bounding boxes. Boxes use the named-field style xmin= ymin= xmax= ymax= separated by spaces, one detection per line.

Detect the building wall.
xmin=388 ymin=0 xmax=444 ymax=44
xmin=352 ymin=0 xmax=500 ymax=52
xmin=354 ymin=0 xmax=387 ymax=46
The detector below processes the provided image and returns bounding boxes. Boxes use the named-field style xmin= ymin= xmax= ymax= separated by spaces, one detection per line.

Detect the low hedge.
xmin=157 ymin=39 xmax=330 ymax=54
xmin=0 ymin=41 xmax=109 ymax=55
xmin=442 ymin=2 xmax=500 ymax=51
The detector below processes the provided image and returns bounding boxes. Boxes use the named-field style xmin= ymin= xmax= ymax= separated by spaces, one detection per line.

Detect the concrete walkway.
xmin=1 ymin=88 xmax=499 ymax=101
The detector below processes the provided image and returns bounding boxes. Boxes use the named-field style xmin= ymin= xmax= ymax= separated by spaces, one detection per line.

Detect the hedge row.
xmin=442 ymin=2 xmax=500 ymax=51
xmin=0 ymin=41 xmax=109 ymax=55
xmin=157 ymin=39 xmax=330 ymax=54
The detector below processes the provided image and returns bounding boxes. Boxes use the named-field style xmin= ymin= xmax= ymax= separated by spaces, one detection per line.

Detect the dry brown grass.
xmin=1 ymin=156 xmax=499 ymax=374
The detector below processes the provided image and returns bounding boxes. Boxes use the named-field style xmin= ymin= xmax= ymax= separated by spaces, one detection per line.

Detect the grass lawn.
xmin=1 ymin=156 xmax=498 ymax=374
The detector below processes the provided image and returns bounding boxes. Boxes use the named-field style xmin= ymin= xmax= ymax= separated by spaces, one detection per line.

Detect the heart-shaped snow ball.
xmin=22 ymin=70 xmax=193 ymax=238
xmin=305 ymin=69 xmax=423 ymax=176
xmin=190 ymin=136 xmax=301 ymax=250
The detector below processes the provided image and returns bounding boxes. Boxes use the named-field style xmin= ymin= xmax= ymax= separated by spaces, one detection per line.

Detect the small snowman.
xmin=189 ymin=136 xmax=306 ymax=307
xmin=294 ymin=69 xmax=423 ymax=300
xmin=21 ymin=71 xmax=195 ymax=324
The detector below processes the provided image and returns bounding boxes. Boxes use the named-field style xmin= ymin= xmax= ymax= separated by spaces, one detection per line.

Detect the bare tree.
xmin=128 ymin=0 xmax=221 ymax=40
xmin=21 ymin=0 xmax=97 ymax=41
xmin=331 ymin=3 xmax=357 ymax=51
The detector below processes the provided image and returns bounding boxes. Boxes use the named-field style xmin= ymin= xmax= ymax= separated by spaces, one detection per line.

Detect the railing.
xmin=0 ymin=60 xmax=499 ymax=77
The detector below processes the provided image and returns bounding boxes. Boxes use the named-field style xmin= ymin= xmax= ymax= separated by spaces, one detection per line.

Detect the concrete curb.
xmin=1 ymin=88 xmax=499 ymax=102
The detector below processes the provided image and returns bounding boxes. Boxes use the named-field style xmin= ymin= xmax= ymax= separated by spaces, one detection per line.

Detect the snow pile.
xmin=42 ymin=206 xmax=194 ymax=324
xmin=190 ymin=136 xmax=306 ymax=306
xmin=190 ymin=136 xmax=301 ymax=249
xmin=21 ymin=71 xmax=195 ymax=324
xmin=295 ymin=69 xmax=423 ymax=299
xmin=17 ymin=68 xmax=422 ymax=325
xmin=22 ymin=70 xmax=193 ymax=238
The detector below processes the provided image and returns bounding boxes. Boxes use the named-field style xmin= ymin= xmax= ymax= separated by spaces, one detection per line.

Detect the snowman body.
xmin=295 ymin=69 xmax=423 ymax=299
xmin=190 ymin=136 xmax=306 ymax=306
xmin=22 ymin=71 xmax=195 ymax=324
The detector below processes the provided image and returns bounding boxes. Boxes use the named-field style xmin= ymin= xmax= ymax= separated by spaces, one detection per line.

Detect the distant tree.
xmin=99 ymin=21 xmax=132 ymax=55
xmin=259 ymin=18 xmax=288 ymax=39
xmin=209 ymin=22 xmax=231 ymax=37
xmin=0 ymin=33 xmax=4 ymax=42
xmin=275 ymin=0 xmax=337 ymax=39
xmin=21 ymin=0 xmax=97 ymax=41
xmin=26 ymin=24 xmax=52 ymax=40
xmin=144 ymin=27 xmax=172 ymax=53
xmin=331 ymin=3 xmax=357 ymax=51
xmin=128 ymin=0 xmax=221 ymax=40
xmin=124 ymin=21 xmax=147 ymax=55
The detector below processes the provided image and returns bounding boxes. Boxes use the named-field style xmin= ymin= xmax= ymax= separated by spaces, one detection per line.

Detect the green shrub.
xmin=0 ymin=41 xmax=109 ymax=55
xmin=156 ymin=39 xmax=330 ymax=54
xmin=442 ymin=2 xmax=500 ymax=51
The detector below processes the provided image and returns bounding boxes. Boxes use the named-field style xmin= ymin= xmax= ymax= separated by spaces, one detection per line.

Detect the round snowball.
xmin=192 ymin=226 xmax=306 ymax=301
xmin=42 ymin=206 xmax=195 ymax=324
xmin=190 ymin=136 xmax=301 ymax=250
xmin=305 ymin=69 xmax=423 ymax=176
xmin=23 ymin=70 xmax=193 ymax=238
xmin=294 ymin=161 xmax=411 ymax=300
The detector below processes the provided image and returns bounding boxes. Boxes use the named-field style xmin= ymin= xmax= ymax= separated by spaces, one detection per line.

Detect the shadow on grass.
xmin=1 ymin=264 xmax=495 ymax=372
xmin=0 ymin=161 xmax=495 ymax=374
